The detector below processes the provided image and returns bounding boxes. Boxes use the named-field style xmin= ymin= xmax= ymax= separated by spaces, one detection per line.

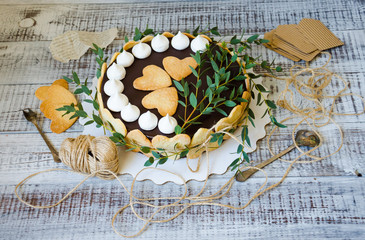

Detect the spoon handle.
xmin=31 ymin=120 xmax=61 ymax=163
xmin=236 ymin=144 xmax=296 ymax=182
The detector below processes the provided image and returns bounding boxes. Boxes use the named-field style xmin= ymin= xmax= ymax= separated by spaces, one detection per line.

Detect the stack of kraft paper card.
xmin=264 ymin=18 xmax=344 ymax=61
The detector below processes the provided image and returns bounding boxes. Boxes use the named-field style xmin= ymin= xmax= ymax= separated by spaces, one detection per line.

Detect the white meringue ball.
xmin=132 ymin=42 xmax=152 ymax=59
xmin=138 ymin=111 xmax=158 ymax=131
xmin=107 ymin=92 xmax=129 ymax=112
xmin=121 ymin=103 xmax=140 ymax=122
xmin=116 ymin=50 xmax=135 ymax=67
xmin=171 ymin=31 xmax=190 ymax=50
xmin=190 ymin=35 xmax=210 ymax=53
xmin=158 ymin=114 xmax=178 ymax=134
xmin=104 ymin=79 xmax=124 ymax=96
xmin=151 ymin=34 xmax=170 ymax=53
xmin=107 ymin=63 xmax=126 ymax=81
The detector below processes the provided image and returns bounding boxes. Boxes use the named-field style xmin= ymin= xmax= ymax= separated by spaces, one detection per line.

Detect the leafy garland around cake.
xmin=56 ymin=26 xmax=285 ymax=173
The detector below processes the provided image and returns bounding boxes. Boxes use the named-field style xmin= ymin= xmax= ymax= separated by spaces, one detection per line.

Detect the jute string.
xmin=15 ymin=52 xmax=364 ymax=238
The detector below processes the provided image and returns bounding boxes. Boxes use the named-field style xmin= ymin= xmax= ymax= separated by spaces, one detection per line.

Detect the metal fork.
xmin=22 ymin=108 xmax=61 ymax=163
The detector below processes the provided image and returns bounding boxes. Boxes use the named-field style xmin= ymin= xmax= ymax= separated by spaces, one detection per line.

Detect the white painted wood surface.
xmin=0 ymin=0 xmax=364 ymax=239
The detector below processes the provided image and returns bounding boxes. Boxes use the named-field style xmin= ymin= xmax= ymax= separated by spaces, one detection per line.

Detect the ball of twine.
xmin=59 ymin=135 xmax=119 ymax=180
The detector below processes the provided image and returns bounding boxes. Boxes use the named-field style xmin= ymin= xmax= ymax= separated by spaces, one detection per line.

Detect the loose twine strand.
xmin=15 ymin=52 xmax=365 ymax=238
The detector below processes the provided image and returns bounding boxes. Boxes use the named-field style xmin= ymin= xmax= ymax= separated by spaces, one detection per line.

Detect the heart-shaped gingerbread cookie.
xmin=133 ymin=65 xmax=171 ymax=91
xmin=39 ymin=85 xmax=78 ymax=134
xmin=141 ymin=87 xmax=178 ymax=116
xmin=162 ymin=56 xmax=198 ymax=81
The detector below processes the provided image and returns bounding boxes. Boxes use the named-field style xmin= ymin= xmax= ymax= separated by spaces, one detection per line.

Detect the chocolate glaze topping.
xmin=101 ymin=40 xmax=246 ymax=139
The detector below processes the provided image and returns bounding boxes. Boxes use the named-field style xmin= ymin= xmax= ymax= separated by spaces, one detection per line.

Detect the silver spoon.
xmin=22 ymin=108 xmax=61 ymax=163
xmin=236 ymin=130 xmax=320 ymax=182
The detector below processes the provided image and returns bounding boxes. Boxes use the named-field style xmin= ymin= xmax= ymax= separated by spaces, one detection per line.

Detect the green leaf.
xmin=276 ymin=66 xmax=283 ymax=72
xmin=234 ymin=75 xmax=247 ymax=81
xmin=224 ymin=100 xmax=236 ymax=107
xmin=72 ymin=72 xmax=80 ymax=85
xmin=63 ymin=76 xmax=73 ymax=83
xmin=84 ymin=99 xmax=93 ymax=104
xmin=74 ymin=88 xmax=83 ymax=94
xmin=248 ymin=108 xmax=255 ymax=119
xmin=247 ymin=34 xmax=259 ymax=43
xmin=109 ymin=136 xmax=120 ymax=143
xmin=69 ymin=113 xmax=78 ymax=120
xmin=96 ymin=57 xmax=103 ymax=67
xmin=259 ymin=39 xmax=270 ymax=43
xmin=93 ymin=114 xmax=103 ymax=126
xmin=261 ymin=108 xmax=269 ymax=118
xmin=84 ymin=120 xmax=94 ymax=126
xmin=189 ymin=93 xmax=197 ymax=108
xmin=152 ymin=151 xmax=161 ymax=159
xmin=133 ymin=27 xmax=142 ymax=41
xmin=206 ymin=76 xmax=213 ymax=86
xmin=56 ymin=107 xmax=66 ymax=111
xmin=183 ymin=81 xmax=189 ymax=97
xmin=216 ymin=108 xmax=227 ymax=116
xmin=202 ymin=107 xmax=214 ymax=115
xmin=230 ymin=54 xmax=238 ymax=63
xmin=245 ymin=63 xmax=256 ymax=69
xmin=210 ymin=26 xmax=220 ymax=36
xmin=189 ymin=66 xmax=199 ymax=78
xmin=192 ymin=52 xmax=201 ymax=65
xmin=237 ymin=97 xmax=249 ymax=103
xmin=210 ymin=59 xmax=219 ymax=72
xmin=178 ymin=100 xmax=186 ymax=107
xmin=230 ymin=38 xmax=241 ymax=45
xmin=76 ymin=110 xmax=88 ymax=118
xmin=255 ymin=84 xmax=269 ymax=93
xmin=180 ymin=149 xmax=189 ymax=158
xmin=265 ymin=100 xmax=277 ymax=109
xmin=140 ymin=146 xmax=151 ymax=153
xmin=236 ymin=144 xmax=243 ymax=153
xmin=96 ymin=69 xmax=101 ymax=78
xmin=143 ymin=28 xmax=154 ymax=35
xmin=124 ymin=35 xmax=129 ymax=43
xmin=93 ymin=100 xmax=99 ymax=111
xmin=174 ymin=125 xmax=182 ymax=134
xmin=193 ymin=26 xmax=200 ymax=36
xmin=158 ymin=157 xmax=168 ymax=165
xmin=82 ymin=85 xmax=91 ymax=95
xmin=229 ymin=158 xmax=240 ymax=167
xmin=248 ymin=116 xmax=255 ymax=128
xmin=243 ymin=151 xmax=250 ymax=163
xmin=144 ymin=157 xmax=154 ymax=166
xmin=113 ymin=132 xmax=124 ymax=140
xmin=217 ymin=134 xmax=224 ymax=146
xmin=173 ymin=80 xmax=184 ymax=92
xmin=196 ymin=79 xmax=202 ymax=89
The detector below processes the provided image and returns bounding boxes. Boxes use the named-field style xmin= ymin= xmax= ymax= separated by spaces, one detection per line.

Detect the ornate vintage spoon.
xmin=22 ymin=108 xmax=61 ymax=163
xmin=236 ymin=130 xmax=320 ymax=182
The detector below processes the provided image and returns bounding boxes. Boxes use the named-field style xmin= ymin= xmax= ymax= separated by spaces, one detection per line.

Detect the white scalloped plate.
xmin=81 ymin=77 xmax=270 ymax=185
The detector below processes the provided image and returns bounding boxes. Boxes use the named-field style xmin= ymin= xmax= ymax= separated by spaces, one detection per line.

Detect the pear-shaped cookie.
xmin=133 ymin=65 xmax=171 ymax=91
xmin=162 ymin=56 xmax=198 ymax=81
xmin=141 ymin=87 xmax=178 ymax=116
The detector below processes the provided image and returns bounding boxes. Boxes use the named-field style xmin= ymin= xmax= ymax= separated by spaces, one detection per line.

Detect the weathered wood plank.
xmin=0 ymin=0 xmax=364 ymax=42
xmin=0 ymin=30 xmax=363 ymax=85
xmin=1 ymin=176 xmax=364 ymax=239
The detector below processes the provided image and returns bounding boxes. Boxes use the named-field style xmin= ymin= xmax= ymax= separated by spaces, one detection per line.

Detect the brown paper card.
xmin=274 ymin=24 xmax=318 ymax=54
xmin=298 ymin=18 xmax=344 ymax=50
xmin=272 ymin=34 xmax=320 ymax=61
xmin=263 ymin=31 xmax=301 ymax=61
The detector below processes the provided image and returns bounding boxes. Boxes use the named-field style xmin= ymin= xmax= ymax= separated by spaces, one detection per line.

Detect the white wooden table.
xmin=1 ymin=0 xmax=364 ymax=239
